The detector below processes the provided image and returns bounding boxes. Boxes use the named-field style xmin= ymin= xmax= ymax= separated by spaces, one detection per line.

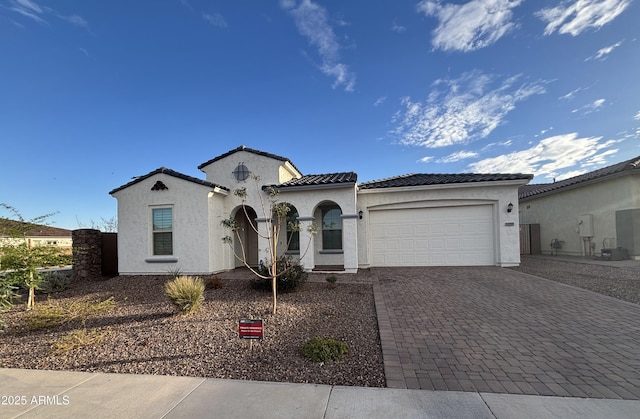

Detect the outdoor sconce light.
xmin=358 ymin=210 xmax=363 ymax=219
xmin=507 ymin=202 xmax=514 ymax=213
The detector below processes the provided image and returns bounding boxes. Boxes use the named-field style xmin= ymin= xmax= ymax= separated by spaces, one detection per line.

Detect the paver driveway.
xmin=372 ymin=267 xmax=640 ymax=399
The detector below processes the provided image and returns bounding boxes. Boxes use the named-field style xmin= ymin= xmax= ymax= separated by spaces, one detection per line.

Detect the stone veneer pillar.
xmin=72 ymin=229 xmax=102 ymax=280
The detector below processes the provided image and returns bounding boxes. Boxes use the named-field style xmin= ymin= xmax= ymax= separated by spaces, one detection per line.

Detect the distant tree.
xmin=76 ymin=216 xmax=117 ymax=232
xmin=221 ymin=175 xmax=317 ymax=315
xmin=0 ymin=204 xmax=67 ymax=310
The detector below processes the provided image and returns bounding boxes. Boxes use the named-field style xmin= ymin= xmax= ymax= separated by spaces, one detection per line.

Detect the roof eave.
xmin=359 ymin=178 xmax=531 ymax=193
xmin=519 ymin=170 xmax=639 ymax=201
xmin=270 ymin=182 xmax=357 ymax=192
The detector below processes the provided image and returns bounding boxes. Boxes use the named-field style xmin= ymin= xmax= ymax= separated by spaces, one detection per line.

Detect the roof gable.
xmin=197 ymin=145 xmax=302 ymax=174
xmin=109 ymin=167 xmax=228 ymax=195
xmin=519 ymin=155 xmax=640 ymax=199
xmin=360 ymin=173 xmax=533 ymax=190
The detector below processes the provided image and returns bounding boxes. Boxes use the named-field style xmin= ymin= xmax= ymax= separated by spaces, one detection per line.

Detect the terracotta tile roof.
xmin=518 ymin=155 xmax=640 ymax=199
xmin=359 ymin=173 xmax=533 ymax=190
xmin=109 ymin=167 xmax=229 ymax=195
xmin=197 ymin=145 xmax=303 ymax=174
xmin=275 ymin=172 xmax=358 ymax=188
xmin=0 ymin=219 xmax=72 ymax=237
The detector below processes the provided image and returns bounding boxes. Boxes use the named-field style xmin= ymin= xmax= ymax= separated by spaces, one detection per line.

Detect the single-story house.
xmin=109 ymin=146 xmax=532 ymax=275
xmin=0 ymin=219 xmax=73 ymax=251
xmin=519 ymin=155 xmax=640 ymax=259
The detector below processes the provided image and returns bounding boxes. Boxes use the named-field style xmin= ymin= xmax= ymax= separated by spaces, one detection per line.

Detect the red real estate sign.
xmin=238 ymin=319 xmax=264 ymax=340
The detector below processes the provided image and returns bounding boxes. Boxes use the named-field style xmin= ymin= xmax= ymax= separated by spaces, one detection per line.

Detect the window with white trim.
xmin=321 ymin=205 xmax=342 ymax=250
xmin=152 ymin=207 xmax=173 ymax=255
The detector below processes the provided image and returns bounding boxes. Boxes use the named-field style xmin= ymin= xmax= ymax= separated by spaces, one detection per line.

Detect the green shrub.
xmin=0 ymin=276 xmax=19 ymax=312
xmin=301 ymin=336 xmax=349 ymax=363
xmin=165 ymin=275 xmax=205 ymax=315
xmin=253 ymin=256 xmax=307 ymax=293
xmin=39 ymin=271 xmax=71 ymax=294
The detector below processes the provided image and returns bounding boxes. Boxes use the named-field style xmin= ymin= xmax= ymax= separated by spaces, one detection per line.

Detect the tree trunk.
xmin=27 ymin=271 xmax=35 ymax=311
xmin=272 ymin=225 xmax=277 ymax=315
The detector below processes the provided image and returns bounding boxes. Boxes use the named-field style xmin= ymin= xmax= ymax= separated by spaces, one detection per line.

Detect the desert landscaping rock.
xmin=0 ymin=270 xmax=384 ymax=387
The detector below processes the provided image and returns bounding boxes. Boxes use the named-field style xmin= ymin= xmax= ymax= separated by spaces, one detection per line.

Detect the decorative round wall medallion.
xmin=233 ymin=163 xmax=249 ymax=181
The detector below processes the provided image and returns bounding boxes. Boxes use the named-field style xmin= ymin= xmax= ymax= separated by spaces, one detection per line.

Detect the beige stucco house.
xmin=0 ymin=220 xmax=72 ymax=251
xmin=519 ymin=155 xmax=640 ymax=259
xmin=110 ymin=146 xmax=532 ymax=275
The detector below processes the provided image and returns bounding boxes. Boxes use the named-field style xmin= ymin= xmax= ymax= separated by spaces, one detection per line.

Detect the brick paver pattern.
xmin=372 ymin=267 xmax=640 ymax=399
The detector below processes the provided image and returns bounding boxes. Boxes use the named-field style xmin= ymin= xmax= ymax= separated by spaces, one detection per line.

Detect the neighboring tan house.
xmin=519 ymin=155 xmax=640 ymax=260
xmin=0 ymin=219 xmax=73 ymax=251
xmin=109 ymin=146 xmax=532 ymax=275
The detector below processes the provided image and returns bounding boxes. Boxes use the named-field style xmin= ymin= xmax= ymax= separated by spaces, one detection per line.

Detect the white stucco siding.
xmin=200 ymin=151 xmax=299 ymax=188
xmin=357 ymin=182 xmax=522 ymax=267
xmin=208 ymin=194 xmax=230 ymax=272
xmin=112 ymin=173 xmax=217 ymax=275
xmin=520 ymin=176 xmax=637 ymax=256
xmin=278 ymin=186 xmax=359 ymax=271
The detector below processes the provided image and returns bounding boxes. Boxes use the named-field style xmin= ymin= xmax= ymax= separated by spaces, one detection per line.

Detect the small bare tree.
xmin=222 ymin=175 xmax=316 ymax=315
xmin=76 ymin=216 xmax=117 ymax=232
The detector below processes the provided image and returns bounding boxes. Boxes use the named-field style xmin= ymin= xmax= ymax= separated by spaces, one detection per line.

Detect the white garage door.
xmin=370 ymin=205 xmax=495 ymax=266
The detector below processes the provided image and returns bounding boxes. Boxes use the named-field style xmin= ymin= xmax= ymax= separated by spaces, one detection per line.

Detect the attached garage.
xmin=369 ymin=205 xmax=495 ymax=266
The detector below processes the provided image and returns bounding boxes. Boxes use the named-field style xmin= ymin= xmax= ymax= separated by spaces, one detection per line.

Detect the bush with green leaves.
xmin=301 ymin=336 xmax=349 ymax=363
xmin=164 ymin=275 xmax=205 ymax=315
xmin=39 ymin=271 xmax=72 ymax=294
xmin=253 ymin=255 xmax=307 ymax=293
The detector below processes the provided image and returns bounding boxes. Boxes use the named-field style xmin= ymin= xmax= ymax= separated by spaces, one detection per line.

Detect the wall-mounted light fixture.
xmin=358 ymin=210 xmax=363 ymax=219
xmin=507 ymin=202 xmax=514 ymax=213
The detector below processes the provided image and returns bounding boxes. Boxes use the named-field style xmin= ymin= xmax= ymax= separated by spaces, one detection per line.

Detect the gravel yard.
xmin=0 ymin=270 xmax=385 ymax=387
xmin=511 ymin=255 xmax=640 ymax=305
xmin=2 ymin=256 xmax=638 ymax=388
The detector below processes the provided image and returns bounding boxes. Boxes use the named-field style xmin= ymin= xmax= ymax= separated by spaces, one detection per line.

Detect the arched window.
xmin=286 ymin=206 xmax=300 ymax=252
xmin=321 ymin=205 xmax=342 ymax=250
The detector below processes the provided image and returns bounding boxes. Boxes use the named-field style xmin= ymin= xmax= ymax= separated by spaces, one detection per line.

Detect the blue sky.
xmin=1 ymin=0 xmax=639 ymax=229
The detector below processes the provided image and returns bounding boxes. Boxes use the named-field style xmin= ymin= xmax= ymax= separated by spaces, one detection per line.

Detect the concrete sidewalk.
xmin=2 ymin=369 xmax=640 ymax=419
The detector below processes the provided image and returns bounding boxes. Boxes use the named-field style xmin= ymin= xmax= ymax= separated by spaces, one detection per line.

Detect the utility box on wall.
xmin=578 ymin=214 xmax=594 ymax=237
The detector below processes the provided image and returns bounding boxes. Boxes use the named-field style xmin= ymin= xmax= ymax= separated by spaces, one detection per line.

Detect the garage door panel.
xmin=370 ymin=205 xmax=494 ymax=266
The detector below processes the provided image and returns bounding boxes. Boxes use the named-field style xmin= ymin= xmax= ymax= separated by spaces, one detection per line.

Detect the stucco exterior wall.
xmin=112 ymin=173 xmax=220 ymax=274
xmin=520 ymin=175 xmax=638 ymax=257
xmin=357 ymin=182 xmax=522 ymax=267
xmin=278 ymin=185 xmax=358 ymax=272
xmin=200 ymin=150 xmax=299 ymax=187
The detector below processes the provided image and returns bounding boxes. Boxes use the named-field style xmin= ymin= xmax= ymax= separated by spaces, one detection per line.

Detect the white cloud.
xmin=571 ymin=98 xmax=606 ymax=115
xmin=633 ymin=111 xmax=640 ymax=120
xmin=8 ymin=0 xmax=46 ymax=24
xmin=281 ymin=0 xmax=355 ymax=92
xmin=468 ymin=133 xmax=617 ymax=181
xmin=417 ymin=0 xmax=523 ymax=52
xmin=373 ymin=96 xmax=387 ymax=107
xmin=438 ymin=150 xmax=479 ymax=163
xmin=203 ymin=12 xmax=228 ymax=28
xmin=7 ymin=0 xmax=90 ymax=31
xmin=559 ymin=86 xmax=587 ymax=101
xmin=585 ymin=40 xmax=623 ymax=61
xmin=391 ymin=70 xmax=546 ymax=148
xmin=391 ymin=19 xmax=406 ymax=33
xmin=15 ymin=0 xmax=42 ymax=14
xmin=537 ymin=0 xmax=631 ymax=36
xmin=418 ymin=156 xmax=434 ymax=163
